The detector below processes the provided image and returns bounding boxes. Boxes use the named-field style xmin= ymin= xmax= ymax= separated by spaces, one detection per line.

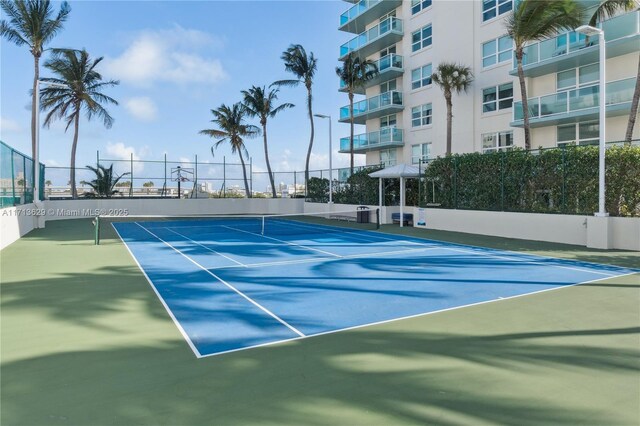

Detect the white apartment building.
xmin=336 ymin=0 xmax=640 ymax=167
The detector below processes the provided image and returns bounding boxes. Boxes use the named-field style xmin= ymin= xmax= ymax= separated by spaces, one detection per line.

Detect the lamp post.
xmin=314 ymin=114 xmax=333 ymax=203
xmin=576 ymin=25 xmax=607 ymax=216
xmin=35 ymin=80 xmax=69 ymax=202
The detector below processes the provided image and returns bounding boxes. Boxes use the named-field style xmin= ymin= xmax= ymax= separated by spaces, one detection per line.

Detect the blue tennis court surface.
xmin=113 ymin=217 xmax=636 ymax=358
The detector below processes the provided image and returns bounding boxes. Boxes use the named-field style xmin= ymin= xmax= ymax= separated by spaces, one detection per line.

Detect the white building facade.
xmin=336 ymin=0 xmax=640 ymax=167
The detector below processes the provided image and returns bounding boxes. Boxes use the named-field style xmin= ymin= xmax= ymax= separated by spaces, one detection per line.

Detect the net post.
xmin=261 ymin=215 xmax=265 ymax=235
xmin=94 ymin=215 xmax=100 ymax=245
xmin=375 ymin=208 xmax=380 ymax=229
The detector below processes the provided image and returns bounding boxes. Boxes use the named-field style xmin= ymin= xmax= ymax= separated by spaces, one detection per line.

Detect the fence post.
xmin=129 ymin=152 xmax=133 ymax=197
xmin=10 ymin=148 xmax=16 ymax=205
xmin=561 ymin=146 xmax=566 ymax=213
xmin=294 ymin=171 xmax=296 ymax=198
xmin=23 ymin=155 xmax=27 ymax=203
xmin=223 ymin=156 xmax=226 ymax=198
xmin=249 ymin=157 xmax=253 ymax=196
xmin=163 ymin=153 xmax=167 ymax=198
xmin=97 ymin=150 xmax=100 ymax=168
xmin=453 ymin=156 xmax=458 ymax=209
xmin=500 ymin=151 xmax=505 ymax=211
xmin=195 ymin=154 xmax=198 ymax=199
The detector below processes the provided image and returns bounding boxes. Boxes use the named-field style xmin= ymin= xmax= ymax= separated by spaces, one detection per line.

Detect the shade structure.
xmin=368 ymin=164 xmax=421 ymax=228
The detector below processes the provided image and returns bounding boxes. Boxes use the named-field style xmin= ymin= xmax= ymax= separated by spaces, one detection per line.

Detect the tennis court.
xmin=111 ymin=212 xmax=637 ymax=358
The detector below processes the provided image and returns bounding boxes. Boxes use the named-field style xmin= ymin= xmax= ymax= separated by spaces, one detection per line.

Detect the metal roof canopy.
xmin=369 ymin=164 xmax=421 ymax=228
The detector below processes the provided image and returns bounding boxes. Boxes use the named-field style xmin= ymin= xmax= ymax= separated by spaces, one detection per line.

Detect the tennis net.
xmin=94 ymin=208 xmax=380 ymax=244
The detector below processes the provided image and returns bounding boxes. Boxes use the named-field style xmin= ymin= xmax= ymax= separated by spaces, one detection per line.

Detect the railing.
xmin=0 ymin=141 xmax=44 ymax=208
xmin=340 ymin=17 xmax=403 ymax=58
xmin=513 ymin=77 xmax=635 ymax=121
xmin=339 ymin=128 xmax=403 ymax=151
xmin=340 ymin=0 xmax=383 ymax=26
xmin=517 ymin=10 xmax=639 ymax=68
xmin=340 ymin=90 xmax=403 ymax=120
xmin=339 ymin=54 xmax=403 ymax=90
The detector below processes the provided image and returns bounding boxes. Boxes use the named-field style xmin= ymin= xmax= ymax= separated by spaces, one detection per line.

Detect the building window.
xmin=482 ymin=0 xmax=513 ymax=22
xmin=482 ymin=36 xmax=512 ymax=68
xmin=380 ymin=79 xmax=397 ymax=93
xmin=380 ymin=149 xmax=397 ymax=167
xmin=557 ymin=122 xmax=599 ymax=146
xmin=482 ymin=131 xmax=513 ymax=153
xmin=380 ymin=46 xmax=396 ymax=57
xmin=412 ymin=103 xmax=433 ymax=127
xmin=411 ymin=64 xmax=432 ymax=90
xmin=557 ymin=63 xmax=599 ymax=91
xmin=380 ymin=114 xmax=397 ymax=128
xmin=482 ymin=83 xmax=513 ymax=113
xmin=411 ymin=143 xmax=431 ymax=164
xmin=412 ymin=24 xmax=432 ymax=52
xmin=411 ymin=0 xmax=432 ymax=15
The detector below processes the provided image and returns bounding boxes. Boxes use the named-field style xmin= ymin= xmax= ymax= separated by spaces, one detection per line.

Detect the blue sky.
xmin=1 ymin=0 xmax=364 ymax=189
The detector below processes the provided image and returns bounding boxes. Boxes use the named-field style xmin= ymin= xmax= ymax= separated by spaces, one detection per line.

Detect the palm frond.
xmin=589 ymin=0 xmax=638 ymax=26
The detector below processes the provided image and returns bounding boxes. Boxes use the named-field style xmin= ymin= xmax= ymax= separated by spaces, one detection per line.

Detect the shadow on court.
xmin=1 ymin=219 xmax=639 ymax=425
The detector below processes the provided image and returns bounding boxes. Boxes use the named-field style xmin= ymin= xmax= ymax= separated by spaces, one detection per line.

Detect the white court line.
xmin=208 ymin=246 xmax=443 ymax=270
xmin=164 ymin=227 xmax=248 ymax=268
xmin=134 ymin=222 xmax=305 ymax=338
xmin=111 ymin=224 xmax=203 ymax=358
xmin=221 ymin=225 xmax=343 ymax=258
xmin=198 ymin=270 xmax=639 ymax=358
xmin=444 ymin=247 xmax=618 ymax=277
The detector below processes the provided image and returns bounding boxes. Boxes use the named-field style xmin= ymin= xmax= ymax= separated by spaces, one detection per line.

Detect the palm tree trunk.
xmin=304 ymin=86 xmax=314 ymax=195
xmin=238 ymin=150 xmax=251 ymax=198
xmin=31 ymin=54 xmax=40 ymax=160
xmin=516 ymin=50 xmax=531 ymax=150
xmin=445 ymin=91 xmax=453 ymax=156
xmin=263 ymin=122 xmax=277 ymax=197
xmin=624 ymin=54 xmax=640 ymax=143
xmin=349 ymin=91 xmax=354 ymax=174
xmin=70 ymin=113 xmax=80 ymax=199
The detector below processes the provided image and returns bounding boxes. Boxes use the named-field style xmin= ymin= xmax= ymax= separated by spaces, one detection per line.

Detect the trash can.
xmin=356 ymin=206 xmax=370 ymax=223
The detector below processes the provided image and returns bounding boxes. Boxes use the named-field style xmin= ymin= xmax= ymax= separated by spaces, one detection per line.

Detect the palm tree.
xmin=82 ymin=164 xmax=130 ymax=198
xmin=274 ymin=44 xmax=318 ymax=189
xmin=242 ymin=85 xmax=294 ymax=198
xmin=506 ymin=0 xmax=583 ymax=150
xmin=0 ymin=0 xmax=71 ymax=161
xmin=431 ymin=63 xmax=473 ymax=156
xmin=336 ymin=53 xmax=379 ymax=174
xmin=587 ymin=0 xmax=639 ymax=143
xmin=39 ymin=49 xmax=119 ymax=199
xmin=200 ymin=103 xmax=260 ymax=198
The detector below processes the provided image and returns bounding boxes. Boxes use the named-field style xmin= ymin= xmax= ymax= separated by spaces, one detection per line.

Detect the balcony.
xmin=339 ymin=0 xmax=403 ymax=34
xmin=511 ymin=11 xmax=640 ymax=78
xmin=338 ymin=128 xmax=404 ymax=153
xmin=510 ymin=77 xmax=635 ymax=128
xmin=339 ymin=17 xmax=403 ymax=61
xmin=339 ymin=91 xmax=403 ymax=124
xmin=339 ymin=54 xmax=404 ymax=94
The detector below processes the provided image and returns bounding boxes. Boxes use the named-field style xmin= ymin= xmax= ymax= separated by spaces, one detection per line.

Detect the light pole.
xmin=35 ymin=80 xmax=69 ymax=202
xmin=314 ymin=114 xmax=333 ymax=203
xmin=576 ymin=25 xmax=607 ymax=216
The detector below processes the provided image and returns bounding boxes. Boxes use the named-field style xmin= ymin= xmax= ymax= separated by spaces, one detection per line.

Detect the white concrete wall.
xmin=0 ymin=204 xmax=40 ymax=250
xmin=413 ymin=207 xmax=640 ymax=250
xmin=43 ymin=198 xmax=304 ymax=220
xmin=609 ymin=216 xmax=640 ymax=251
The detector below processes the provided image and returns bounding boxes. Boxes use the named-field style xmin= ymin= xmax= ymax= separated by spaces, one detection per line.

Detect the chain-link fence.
xmin=0 ymin=141 xmax=44 ymax=208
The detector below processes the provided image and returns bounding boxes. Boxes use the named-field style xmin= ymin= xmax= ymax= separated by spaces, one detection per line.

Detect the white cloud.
xmin=0 ymin=116 xmax=22 ymax=134
xmin=104 ymin=142 xmax=151 ymax=174
xmin=44 ymin=159 xmax=62 ymax=167
xmin=104 ymin=26 xmax=227 ymax=87
xmin=124 ymin=97 xmax=158 ymax=122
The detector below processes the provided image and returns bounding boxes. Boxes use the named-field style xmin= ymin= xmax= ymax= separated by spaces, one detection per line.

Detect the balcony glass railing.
xmin=339 ymin=128 xmax=403 ymax=151
xmin=340 ymin=90 xmax=403 ymax=120
xmin=339 ymin=54 xmax=403 ymax=89
xmin=340 ymin=17 xmax=403 ymax=58
xmin=340 ymin=0 xmax=383 ymax=26
xmin=513 ymin=77 xmax=635 ymax=121
xmin=516 ymin=11 xmax=639 ymax=68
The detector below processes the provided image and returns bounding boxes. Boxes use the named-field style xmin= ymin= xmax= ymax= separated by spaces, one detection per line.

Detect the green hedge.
xmin=422 ymin=145 xmax=640 ymax=217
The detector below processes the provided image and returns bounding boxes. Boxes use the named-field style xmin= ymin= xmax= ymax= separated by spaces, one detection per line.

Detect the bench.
xmin=392 ymin=213 xmax=413 ymax=226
